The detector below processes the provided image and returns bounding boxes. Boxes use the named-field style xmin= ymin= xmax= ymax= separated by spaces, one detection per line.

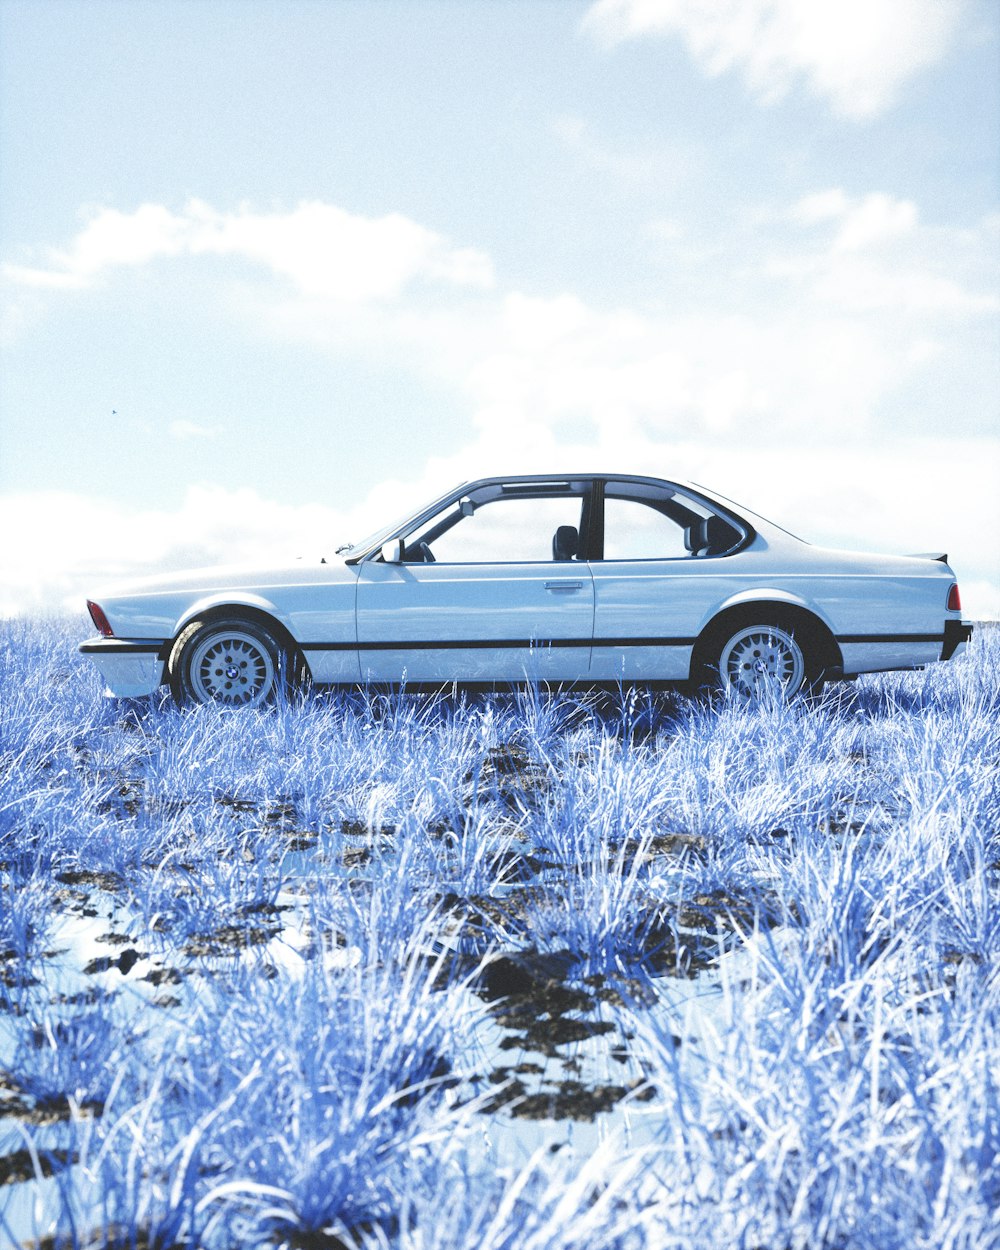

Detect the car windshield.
xmin=340 ymin=484 xmax=464 ymax=560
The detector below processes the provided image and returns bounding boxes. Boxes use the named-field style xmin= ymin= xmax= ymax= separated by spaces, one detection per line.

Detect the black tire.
xmin=695 ymin=618 xmax=822 ymax=702
xmin=168 ymin=615 xmax=289 ymax=708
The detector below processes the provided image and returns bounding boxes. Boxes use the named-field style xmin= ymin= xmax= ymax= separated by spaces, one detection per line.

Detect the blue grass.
xmin=0 ymin=616 xmax=997 ymax=1248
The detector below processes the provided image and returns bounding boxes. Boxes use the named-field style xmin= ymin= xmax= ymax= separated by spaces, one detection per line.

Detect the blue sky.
xmin=1 ymin=0 xmax=998 ymax=616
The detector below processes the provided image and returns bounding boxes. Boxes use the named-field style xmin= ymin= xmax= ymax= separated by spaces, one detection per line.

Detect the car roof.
xmin=454 ymin=472 xmax=706 ymax=493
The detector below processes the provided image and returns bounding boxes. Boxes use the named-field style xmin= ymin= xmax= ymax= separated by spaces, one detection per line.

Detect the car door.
xmin=588 ymin=481 xmax=747 ymax=681
xmin=355 ymin=485 xmax=596 ymax=682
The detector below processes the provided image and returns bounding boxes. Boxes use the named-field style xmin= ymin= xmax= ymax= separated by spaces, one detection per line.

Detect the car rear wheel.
xmin=169 ymin=616 xmax=288 ymax=708
xmin=712 ymin=622 xmax=812 ymax=701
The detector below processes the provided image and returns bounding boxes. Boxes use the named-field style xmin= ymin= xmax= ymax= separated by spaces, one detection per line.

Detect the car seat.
xmin=552 ymin=525 xmax=579 ymax=561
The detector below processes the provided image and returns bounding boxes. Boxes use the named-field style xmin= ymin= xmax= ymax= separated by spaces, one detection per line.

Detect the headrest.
xmin=553 ymin=525 xmax=579 ymax=560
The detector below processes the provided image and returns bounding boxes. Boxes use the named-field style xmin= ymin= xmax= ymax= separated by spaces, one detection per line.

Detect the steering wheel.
xmin=415 ymin=541 xmax=436 ymax=563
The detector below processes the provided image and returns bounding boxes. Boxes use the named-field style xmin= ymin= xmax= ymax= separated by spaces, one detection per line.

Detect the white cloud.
xmin=829 ymin=193 xmax=919 ymax=252
xmin=582 ymin=0 xmax=966 ymax=119
xmin=418 ymin=194 xmax=994 ymax=453
xmin=184 ymin=200 xmax=493 ymax=301
xmin=3 ymin=265 xmax=91 ymax=291
xmin=790 ymin=189 xmax=851 ymax=225
xmin=169 ymin=420 xmax=217 ymax=441
xmin=454 ymin=254 xmax=992 ymax=451
xmin=5 ymin=204 xmax=188 ymax=290
xmin=550 ymin=113 xmax=679 ymax=184
xmin=780 ymin=192 xmax=1000 ymax=316
xmin=2 ymin=200 xmax=494 ymax=302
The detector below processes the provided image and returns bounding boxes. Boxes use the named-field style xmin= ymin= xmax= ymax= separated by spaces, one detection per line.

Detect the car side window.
xmin=602 ymin=497 xmax=689 ymax=560
xmin=414 ymin=496 xmax=584 ymax=563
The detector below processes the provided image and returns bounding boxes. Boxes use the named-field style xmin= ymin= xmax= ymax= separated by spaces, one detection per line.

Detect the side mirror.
xmin=459 ymin=499 xmax=475 ymax=517
xmin=380 ymin=538 xmax=404 ymax=564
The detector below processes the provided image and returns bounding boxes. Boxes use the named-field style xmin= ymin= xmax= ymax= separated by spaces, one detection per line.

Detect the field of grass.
xmin=1 ymin=617 xmax=998 ymax=1249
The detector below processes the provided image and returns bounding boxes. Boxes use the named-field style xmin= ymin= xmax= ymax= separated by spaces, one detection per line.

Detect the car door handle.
xmin=544 ymin=580 xmax=584 ymax=592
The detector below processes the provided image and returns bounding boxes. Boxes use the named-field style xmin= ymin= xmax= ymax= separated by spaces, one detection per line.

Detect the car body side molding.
xmin=302 ymin=636 xmax=699 ymax=652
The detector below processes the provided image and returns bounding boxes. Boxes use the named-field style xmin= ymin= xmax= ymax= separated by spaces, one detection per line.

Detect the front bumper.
xmin=79 ymin=638 xmax=167 ymax=697
xmin=941 ymin=620 xmax=974 ymax=662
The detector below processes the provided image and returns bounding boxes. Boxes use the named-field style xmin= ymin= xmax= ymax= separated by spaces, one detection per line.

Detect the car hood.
xmin=89 ymin=556 xmax=355 ymax=601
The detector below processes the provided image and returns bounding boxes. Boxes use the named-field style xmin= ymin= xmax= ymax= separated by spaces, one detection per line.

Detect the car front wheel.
xmin=713 ymin=622 xmax=811 ymax=701
xmin=169 ymin=616 xmax=288 ymax=708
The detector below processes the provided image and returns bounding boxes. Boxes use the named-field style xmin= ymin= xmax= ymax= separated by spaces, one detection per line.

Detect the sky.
xmin=1 ymin=0 xmax=998 ymax=618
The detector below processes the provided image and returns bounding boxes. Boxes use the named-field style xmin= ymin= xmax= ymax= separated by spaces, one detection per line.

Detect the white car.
xmin=80 ymin=474 xmax=973 ymax=706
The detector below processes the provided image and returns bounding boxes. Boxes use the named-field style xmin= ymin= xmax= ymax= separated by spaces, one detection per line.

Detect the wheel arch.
xmin=171 ymin=600 xmax=312 ymax=681
xmin=691 ymin=598 xmax=843 ymax=681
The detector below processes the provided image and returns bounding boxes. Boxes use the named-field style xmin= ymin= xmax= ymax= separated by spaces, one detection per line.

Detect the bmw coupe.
xmin=80 ymin=474 xmax=973 ymax=706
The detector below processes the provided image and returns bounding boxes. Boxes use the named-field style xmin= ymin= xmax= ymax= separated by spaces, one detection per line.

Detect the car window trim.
xmin=595 ymin=478 xmax=754 ymax=561
xmin=393 ymin=479 xmax=595 ymax=565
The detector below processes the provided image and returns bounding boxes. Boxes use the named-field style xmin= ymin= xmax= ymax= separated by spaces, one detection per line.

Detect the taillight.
xmin=87 ymin=600 xmax=114 ymax=638
xmin=947 ymin=583 xmax=962 ymax=613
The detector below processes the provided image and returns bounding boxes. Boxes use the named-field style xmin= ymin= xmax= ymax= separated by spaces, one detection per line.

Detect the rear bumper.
xmin=941 ymin=620 xmax=973 ymax=662
xmin=835 ymin=620 xmax=973 ymax=677
xmin=79 ymin=638 xmax=167 ymax=697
